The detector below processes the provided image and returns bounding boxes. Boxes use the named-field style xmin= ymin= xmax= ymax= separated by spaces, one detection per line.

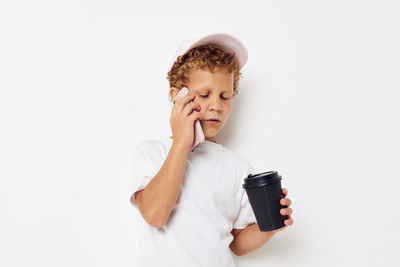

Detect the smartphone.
xmin=172 ymin=87 xmax=205 ymax=152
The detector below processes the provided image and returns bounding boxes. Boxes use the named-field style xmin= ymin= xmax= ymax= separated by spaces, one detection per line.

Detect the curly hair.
xmin=166 ymin=44 xmax=242 ymax=98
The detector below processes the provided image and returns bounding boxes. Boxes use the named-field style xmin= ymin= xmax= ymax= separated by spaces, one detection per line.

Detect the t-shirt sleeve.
xmin=129 ymin=140 xmax=164 ymax=209
xmin=232 ymin=161 xmax=257 ymax=229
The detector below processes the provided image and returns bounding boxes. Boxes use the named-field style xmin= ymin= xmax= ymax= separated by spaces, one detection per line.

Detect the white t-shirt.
xmin=129 ymin=137 xmax=257 ymax=267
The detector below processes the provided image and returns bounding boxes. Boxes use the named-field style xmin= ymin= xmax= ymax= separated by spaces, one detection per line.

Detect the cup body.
xmin=242 ymin=171 xmax=286 ymax=231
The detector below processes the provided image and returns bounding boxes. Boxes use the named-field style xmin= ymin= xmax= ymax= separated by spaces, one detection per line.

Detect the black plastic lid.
xmin=242 ymin=171 xmax=282 ymax=189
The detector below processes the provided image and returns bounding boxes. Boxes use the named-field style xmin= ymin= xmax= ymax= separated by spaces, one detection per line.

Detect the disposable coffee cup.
xmin=242 ymin=171 xmax=287 ymax=231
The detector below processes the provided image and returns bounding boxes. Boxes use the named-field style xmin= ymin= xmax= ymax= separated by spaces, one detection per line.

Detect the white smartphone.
xmin=172 ymin=87 xmax=205 ymax=151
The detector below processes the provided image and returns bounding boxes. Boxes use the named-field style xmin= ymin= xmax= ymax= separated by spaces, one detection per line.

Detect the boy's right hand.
xmin=170 ymin=92 xmax=204 ymax=149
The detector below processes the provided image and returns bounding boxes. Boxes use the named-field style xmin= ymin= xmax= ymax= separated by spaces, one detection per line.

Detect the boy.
xmin=129 ymin=32 xmax=293 ymax=266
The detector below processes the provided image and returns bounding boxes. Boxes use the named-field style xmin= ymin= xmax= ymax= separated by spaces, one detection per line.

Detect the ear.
xmin=169 ymin=87 xmax=179 ymax=101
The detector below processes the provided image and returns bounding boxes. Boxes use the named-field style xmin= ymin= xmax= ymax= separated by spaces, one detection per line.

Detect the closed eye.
xmin=200 ymin=94 xmax=230 ymax=100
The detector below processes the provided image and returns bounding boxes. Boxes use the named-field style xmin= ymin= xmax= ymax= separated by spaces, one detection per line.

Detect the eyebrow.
xmin=194 ymin=88 xmax=232 ymax=94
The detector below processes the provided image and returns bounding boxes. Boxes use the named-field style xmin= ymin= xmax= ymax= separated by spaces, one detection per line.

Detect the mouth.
xmin=206 ymin=119 xmax=220 ymax=125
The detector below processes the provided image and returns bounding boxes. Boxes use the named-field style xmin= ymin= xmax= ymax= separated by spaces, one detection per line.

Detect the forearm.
xmin=229 ymin=223 xmax=276 ymax=256
xmin=139 ymin=141 xmax=188 ymax=227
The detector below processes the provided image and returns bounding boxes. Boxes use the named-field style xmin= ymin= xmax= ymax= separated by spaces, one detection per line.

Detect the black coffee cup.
xmin=242 ymin=171 xmax=287 ymax=231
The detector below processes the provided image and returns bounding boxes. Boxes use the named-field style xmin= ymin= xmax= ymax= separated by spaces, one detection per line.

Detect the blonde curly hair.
xmin=166 ymin=44 xmax=242 ymax=98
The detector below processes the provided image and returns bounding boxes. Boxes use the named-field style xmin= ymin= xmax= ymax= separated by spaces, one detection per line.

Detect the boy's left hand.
xmin=248 ymin=187 xmax=293 ymax=233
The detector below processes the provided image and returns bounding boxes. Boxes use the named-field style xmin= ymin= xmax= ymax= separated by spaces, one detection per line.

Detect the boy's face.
xmin=170 ymin=68 xmax=234 ymax=143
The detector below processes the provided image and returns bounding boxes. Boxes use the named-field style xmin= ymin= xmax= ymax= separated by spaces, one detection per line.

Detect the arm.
xmin=229 ymin=224 xmax=276 ymax=256
xmin=130 ymin=141 xmax=188 ymax=228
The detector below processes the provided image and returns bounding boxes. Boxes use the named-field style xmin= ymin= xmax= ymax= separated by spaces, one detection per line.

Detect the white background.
xmin=1 ymin=0 xmax=399 ymax=266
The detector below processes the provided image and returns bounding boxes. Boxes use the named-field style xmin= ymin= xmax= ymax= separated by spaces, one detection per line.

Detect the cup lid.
xmin=242 ymin=171 xmax=282 ymax=189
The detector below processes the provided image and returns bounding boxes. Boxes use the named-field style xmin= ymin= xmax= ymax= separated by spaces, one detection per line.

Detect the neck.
xmin=206 ymin=137 xmax=217 ymax=143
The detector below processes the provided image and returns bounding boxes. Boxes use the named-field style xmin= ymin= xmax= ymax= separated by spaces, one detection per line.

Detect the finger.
xmin=280 ymin=208 xmax=292 ymax=216
xmin=189 ymin=109 xmax=203 ymax=121
xmin=284 ymin=216 xmax=293 ymax=226
xmin=184 ymin=101 xmax=201 ymax=116
xmin=280 ymin=198 xmax=291 ymax=206
xmin=176 ymin=93 xmax=196 ymax=112
xmin=282 ymin=188 xmax=288 ymax=197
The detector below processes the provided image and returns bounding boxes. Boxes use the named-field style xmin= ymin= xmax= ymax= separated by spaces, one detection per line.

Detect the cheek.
xmin=223 ymin=103 xmax=232 ymax=113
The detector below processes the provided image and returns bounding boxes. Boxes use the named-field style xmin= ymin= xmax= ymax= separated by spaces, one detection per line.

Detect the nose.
xmin=208 ymin=95 xmax=223 ymax=112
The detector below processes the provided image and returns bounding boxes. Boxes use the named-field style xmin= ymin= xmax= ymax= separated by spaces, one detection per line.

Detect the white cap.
xmin=169 ymin=32 xmax=248 ymax=71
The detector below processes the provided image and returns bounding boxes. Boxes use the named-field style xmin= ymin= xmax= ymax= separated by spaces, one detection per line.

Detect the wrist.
xmin=172 ymin=140 xmax=190 ymax=152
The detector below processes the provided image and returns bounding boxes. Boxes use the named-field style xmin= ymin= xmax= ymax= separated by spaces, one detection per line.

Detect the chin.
xmin=201 ymin=121 xmax=223 ymax=136
xmin=203 ymin=129 xmax=219 ymax=138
